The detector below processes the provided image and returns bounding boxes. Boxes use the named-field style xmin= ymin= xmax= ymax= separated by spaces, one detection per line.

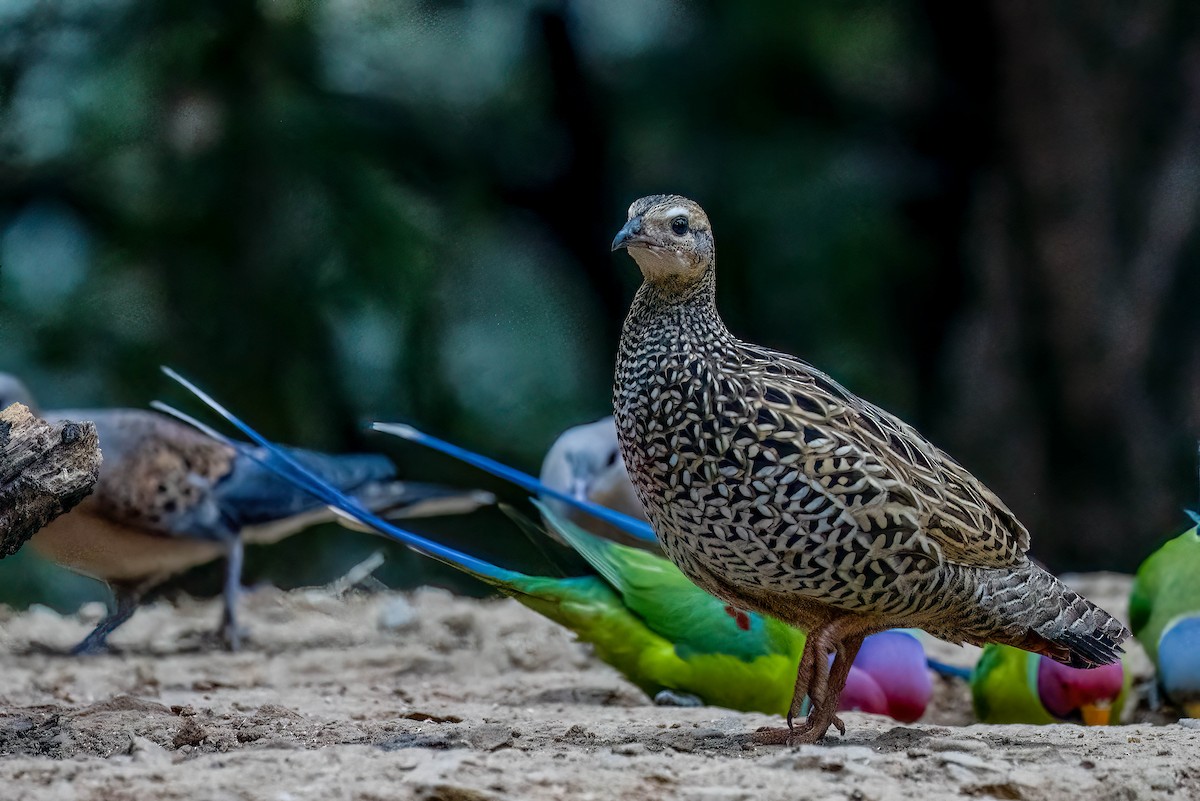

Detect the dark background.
xmin=2 ymin=0 xmax=1198 ymax=610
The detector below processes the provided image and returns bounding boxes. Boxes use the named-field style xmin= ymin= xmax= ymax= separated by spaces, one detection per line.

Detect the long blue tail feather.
xmin=926 ymin=658 xmax=972 ymax=680
xmin=159 ymin=367 xmax=515 ymax=582
xmin=371 ymin=422 xmax=658 ymax=546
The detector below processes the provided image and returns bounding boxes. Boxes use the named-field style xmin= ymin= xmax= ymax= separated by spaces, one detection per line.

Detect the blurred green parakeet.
xmin=970 ymin=643 xmax=1128 ymax=725
xmin=1129 ymin=520 xmax=1200 ymax=718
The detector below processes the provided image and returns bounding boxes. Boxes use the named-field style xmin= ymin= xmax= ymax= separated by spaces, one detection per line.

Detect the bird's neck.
xmin=620 ymin=265 xmax=729 ymax=348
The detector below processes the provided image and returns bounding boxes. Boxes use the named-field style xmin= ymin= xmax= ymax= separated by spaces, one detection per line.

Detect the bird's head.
xmin=542 ymin=417 xmax=623 ymax=503
xmin=0 ymin=373 xmax=37 ymax=414
xmin=1036 ymin=657 xmax=1124 ymax=725
xmin=611 ymin=195 xmax=714 ymax=292
xmin=1157 ymin=615 xmax=1200 ymax=719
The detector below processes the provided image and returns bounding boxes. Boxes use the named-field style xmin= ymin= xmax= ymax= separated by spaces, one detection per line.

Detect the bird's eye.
xmin=671 ymin=217 xmax=689 ymax=236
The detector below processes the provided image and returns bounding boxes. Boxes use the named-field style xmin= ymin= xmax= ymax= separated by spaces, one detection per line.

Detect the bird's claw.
xmin=69 ymin=636 xmax=111 ymax=656
xmin=753 ymin=709 xmax=843 ymax=747
xmin=218 ymin=621 xmax=245 ymax=652
xmin=752 ymin=726 xmax=793 ymax=745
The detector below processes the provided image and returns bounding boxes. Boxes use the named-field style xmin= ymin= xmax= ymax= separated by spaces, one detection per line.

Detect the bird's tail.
xmin=276 ymin=452 xmax=495 ymax=518
xmin=370 ymin=422 xmax=658 ymax=546
xmin=156 ymin=369 xmax=520 ymax=589
xmin=216 ymin=446 xmax=398 ymax=524
xmin=354 ymin=481 xmax=495 ymax=521
xmin=982 ymin=564 xmax=1130 ymax=669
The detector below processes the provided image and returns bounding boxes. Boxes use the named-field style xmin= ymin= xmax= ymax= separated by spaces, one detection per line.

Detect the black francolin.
xmin=610 ymin=195 xmax=1129 ymax=744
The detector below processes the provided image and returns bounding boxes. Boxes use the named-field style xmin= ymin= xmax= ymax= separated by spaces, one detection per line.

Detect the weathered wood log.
xmin=0 ymin=403 xmax=101 ymax=558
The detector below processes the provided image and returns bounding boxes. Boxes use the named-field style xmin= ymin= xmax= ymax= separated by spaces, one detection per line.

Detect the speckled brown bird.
xmin=610 ymin=195 xmax=1130 ymax=744
xmin=0 ymin=374 xmax=493 ymax=653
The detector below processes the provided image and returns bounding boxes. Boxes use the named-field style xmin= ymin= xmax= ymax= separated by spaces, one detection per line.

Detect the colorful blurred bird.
xmin=969 ymin=643 xmax=1127 ymax=725
xmin=1129 ymin=520 xmax=1200 ymax=719
xmin=0 ymin=374 xmax=493 ymax=653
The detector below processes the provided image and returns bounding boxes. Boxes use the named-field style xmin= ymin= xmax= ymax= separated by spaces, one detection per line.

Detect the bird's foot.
xmin=218 ymin=620 xmax=245 ymax=652
xmin=69 ymin=632 xmax=112 ymax=656
xmin=753 ymin=711 xmax=845 ymax=746
xmin=752 ymin=726 xmax=795 ymax=745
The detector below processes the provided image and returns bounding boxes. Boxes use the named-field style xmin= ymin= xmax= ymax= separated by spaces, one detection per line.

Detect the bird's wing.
xmin=53 ymin=409 xmax=240 ymax=541
xmin=215 ymin=444 xmax=395 ymax=525
xmin=538 ymin=502 xmax=796 ymax=662
xmin=736 ymin=345 xmax=1030 ymax=570
xmin=55 ymin=409 xmax=402 ymax=542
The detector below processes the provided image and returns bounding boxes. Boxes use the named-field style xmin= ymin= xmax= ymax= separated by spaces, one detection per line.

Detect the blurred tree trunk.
xmin=942 ymin=2 xmax=1200 ymax=568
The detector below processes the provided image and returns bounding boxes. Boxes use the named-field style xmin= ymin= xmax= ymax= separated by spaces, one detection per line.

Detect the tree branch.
xmin=0 ymin=403 xmax=102 ymax=558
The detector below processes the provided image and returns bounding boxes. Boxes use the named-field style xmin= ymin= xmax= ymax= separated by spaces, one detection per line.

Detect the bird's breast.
xmin=614 ymin=332 xmax=928 ymax=615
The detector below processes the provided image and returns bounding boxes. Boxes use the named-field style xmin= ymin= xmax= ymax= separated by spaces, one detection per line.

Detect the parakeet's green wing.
xmin=488 ymin=558 xmax=798 ymax=715
xmin=1130 ymin=526 xmax=1200 ymax=664
xmin=535 ymin=501 xmax=801 ymax=662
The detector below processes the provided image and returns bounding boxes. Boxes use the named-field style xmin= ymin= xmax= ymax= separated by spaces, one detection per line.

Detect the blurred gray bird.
xmin=0 ymin=374 xmax=494 ymax=653
xmin=538 ymin=417 xmax=656 ymax=551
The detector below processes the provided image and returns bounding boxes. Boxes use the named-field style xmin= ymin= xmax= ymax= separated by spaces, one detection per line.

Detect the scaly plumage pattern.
xmin=610 ymin=195 xmax=1130 ymax=743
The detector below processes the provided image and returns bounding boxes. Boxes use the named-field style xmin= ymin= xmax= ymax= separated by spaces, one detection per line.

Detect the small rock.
xmin=130 ymin=736 xmax=171 ymax=767
xmin=377 ymin=732 xmax=461 ymax=751
xmin=662 ymin=731 xmax=696 ymax=752
xmin=564 ymin=724 xmax=593 ymax=741
xmin=770 ymin=746 xmax=825 ymax=771
xmin=466 ymin=724 xmax=513 ymax=752
xmin=378 ymin=597 xmax=419 ymax=631
xmin=172 ymin=718 xmax=208 ymax=749
xmin=691 ymin=727 xmax=725 ymax=740
xmin=76 ymin=602 xmax=107 ymax=624
xmin=939 ymin=752 xmax=999 ymax=771
xmin=1179 ymin=718 xmax=1200 ymax=730
xmin=612 ymin=742 xmax=648 ymax=756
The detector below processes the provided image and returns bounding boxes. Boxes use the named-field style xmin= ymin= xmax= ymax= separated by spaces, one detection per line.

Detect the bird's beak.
xmin=611 ymin=218 xmax=642 ymax=251
xmin=571 ymin=476 xmax=591 ymax=503
xmin=1080 ymin=702 xmax=1112 ymax=726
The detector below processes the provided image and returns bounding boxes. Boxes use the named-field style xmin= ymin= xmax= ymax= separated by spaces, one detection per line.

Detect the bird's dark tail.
xmin=983 ymin=564 xmax=1130 ymax=669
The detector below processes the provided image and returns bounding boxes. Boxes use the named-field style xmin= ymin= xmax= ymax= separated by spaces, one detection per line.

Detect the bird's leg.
xmin=71 ymin=585 xmax=142 ymax=655
xmin=753 ymin=623 xmax=834 ymax=745
xmin=219 ymin=536 xmax=246 ymax=651
xmin=792 ymin=633 xmax=866 ymax=744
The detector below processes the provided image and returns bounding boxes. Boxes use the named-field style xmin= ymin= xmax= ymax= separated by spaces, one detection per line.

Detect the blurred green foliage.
xmin=2 ymin=0 xmax=1197 ymax=612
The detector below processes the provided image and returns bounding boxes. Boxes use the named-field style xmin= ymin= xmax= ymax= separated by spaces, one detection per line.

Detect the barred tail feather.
xmin=978 ymin=563 xmax=1130 ymax=669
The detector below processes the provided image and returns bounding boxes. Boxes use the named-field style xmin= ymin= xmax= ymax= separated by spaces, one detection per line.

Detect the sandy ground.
xmin=0 ymin=573 xmax=1193 ymax=801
